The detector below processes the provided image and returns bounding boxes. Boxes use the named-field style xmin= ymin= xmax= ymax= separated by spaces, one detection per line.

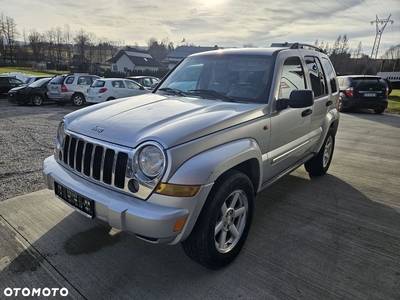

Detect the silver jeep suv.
xmin=47 ymin=73 xmax=100 ymax=106
xmin=43 ymin=43 xmax=340 ymax=269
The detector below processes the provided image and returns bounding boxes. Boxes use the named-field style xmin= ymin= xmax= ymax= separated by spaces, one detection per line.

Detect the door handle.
xmin=326 ymin=100 xmax=333 ymax=106
xmin=301 ymin=109 xmax=312 ymax=117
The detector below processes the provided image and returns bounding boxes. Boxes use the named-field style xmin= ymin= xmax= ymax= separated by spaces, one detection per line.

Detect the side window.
xmin=143 ymin=78 xmax=151 ymax=86
xmin=125 ymin=80 xmax=141 ymax=90
xmin=65 ymin=77 xmax=75 ymax=84
xmin=78 ymin=77 xmax=91 ymax=85
xmin=279 ymin=56 xmax=306 ymax=99
xmin=112 ymin=80 xmax=124 ymax=88
xmin=305 ymin=56 xmax=327 ymax=98
xmin=321 ymin=57 xmax=338 ymax=93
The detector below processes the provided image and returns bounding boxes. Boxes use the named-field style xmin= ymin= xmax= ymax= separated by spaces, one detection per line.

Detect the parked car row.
xmin=4 ymin=73 xmax=160 ymax=106
xmin=4 ymin=72 xmax=389 ymax=113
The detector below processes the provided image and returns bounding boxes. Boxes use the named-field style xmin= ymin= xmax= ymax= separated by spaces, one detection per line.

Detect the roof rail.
xmin=270 ymin=42 xmax=325 ymax=53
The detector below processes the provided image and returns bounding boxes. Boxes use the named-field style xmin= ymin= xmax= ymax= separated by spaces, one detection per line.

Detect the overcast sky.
xmin=2 ymin=0 xmax=399 ymax=57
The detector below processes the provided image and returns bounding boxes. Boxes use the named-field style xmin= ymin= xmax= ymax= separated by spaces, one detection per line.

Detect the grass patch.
xmin=0 ymin=67 xmax=58 ymax=76
xmin=388 ymin=89 xmax=400 ymax=115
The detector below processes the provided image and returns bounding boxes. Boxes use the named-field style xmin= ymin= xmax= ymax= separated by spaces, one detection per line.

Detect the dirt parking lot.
xmin=0 ymin=98 xmax=78 ymax=202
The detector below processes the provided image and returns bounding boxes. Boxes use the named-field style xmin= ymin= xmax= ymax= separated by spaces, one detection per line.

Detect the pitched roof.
xmin=107 ymin=50 xmax=162 ymax=68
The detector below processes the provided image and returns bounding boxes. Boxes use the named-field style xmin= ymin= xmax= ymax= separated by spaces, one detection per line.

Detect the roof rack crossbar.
xmin=270 ymin=42 xmax=324 ymax=53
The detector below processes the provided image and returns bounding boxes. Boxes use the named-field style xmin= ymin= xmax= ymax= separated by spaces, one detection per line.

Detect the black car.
xmin=338 ymin=75 xmax=389 ymax=114
xmin=0 ymin=76 xmax=24 ymax=96
xmin=8 ymin=77 xmax=52 ymax=106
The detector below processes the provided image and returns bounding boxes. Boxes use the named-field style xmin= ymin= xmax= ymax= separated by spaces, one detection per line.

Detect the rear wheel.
xmin=305 ymin=129 xmax=335 ymax=176
xmin=31 ymin=94 xmax=44 ymax=106
xmin=106 ymin=97 xmax=116 ymax=101
xmin=373 ymin=107 xmax=385 ymax=114
xmin=181 ymin=170 xmax=254 ymax=270
xmin=71 ymin=93 xmax=85 ymax=106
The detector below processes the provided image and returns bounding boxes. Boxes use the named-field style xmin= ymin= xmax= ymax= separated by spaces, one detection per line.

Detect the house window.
xmin=113 ymin=65 xmax=117 ymax=71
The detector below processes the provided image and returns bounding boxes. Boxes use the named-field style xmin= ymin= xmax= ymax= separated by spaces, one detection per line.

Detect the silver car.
xmin=47 ymin=73 xmax=100 ymax=106
xmin=43 ymin=43 xmax=340 ymax=270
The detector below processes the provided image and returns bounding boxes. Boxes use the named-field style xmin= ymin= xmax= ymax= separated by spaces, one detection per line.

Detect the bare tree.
xmin=74 ymin=28 xmax=88 ymax=61
xmin=0 ymin=13 xmax=19 ymax=63
xmin=55 ymin=26 xmax=64 ymax=63
xmin=28 ymin=29 xmax=46 ymax=62
xmin=64 ymin=23 xmax=73 ymax=62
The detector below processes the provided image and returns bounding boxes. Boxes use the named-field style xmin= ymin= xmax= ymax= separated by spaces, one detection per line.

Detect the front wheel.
xmin=305 ymin=129 xmax=335 ymax=176
xmin=31 ymin=94 xmax=44 ymax=106
xmin=71 ymin=93 xmax=85 ymax=106
xmin=181 ymin=170 xmax=254 ymax=270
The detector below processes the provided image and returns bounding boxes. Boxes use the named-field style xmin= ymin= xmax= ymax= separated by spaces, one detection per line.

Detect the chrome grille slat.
xmin=62 ymin=135 xmax=128 ymax=190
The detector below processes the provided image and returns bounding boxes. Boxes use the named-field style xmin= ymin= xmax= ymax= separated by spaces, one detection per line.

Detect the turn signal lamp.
xmin=156 ymin=183 xmax=200 ymax=197
xmin=173 ymin=218 xmax=187 ymax=232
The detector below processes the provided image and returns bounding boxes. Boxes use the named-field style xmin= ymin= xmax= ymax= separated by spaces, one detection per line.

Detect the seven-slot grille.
xmin=62 ymin=135 xmax=128 ymax=189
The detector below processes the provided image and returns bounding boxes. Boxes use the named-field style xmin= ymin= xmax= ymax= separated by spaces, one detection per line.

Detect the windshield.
xmin=157 ymin=54 xmax=272 ymax=103
xmin=29 ymin=78 xmax=50 ymax=87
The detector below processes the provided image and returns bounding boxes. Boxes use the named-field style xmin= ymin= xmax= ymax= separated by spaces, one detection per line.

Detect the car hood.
xmin=65 ymin=93 xmax=265 ymax=149
xmin=9 ymin=85 xmax=27 ymax=92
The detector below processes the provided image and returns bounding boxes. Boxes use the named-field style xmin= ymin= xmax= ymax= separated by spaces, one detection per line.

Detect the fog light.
xmin=128 ymin=179 xmax=139 ymax=193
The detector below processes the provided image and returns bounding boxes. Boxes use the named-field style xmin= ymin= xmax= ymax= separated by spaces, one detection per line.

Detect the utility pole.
xmin=362 ymin=14 xmax=394 ymax=74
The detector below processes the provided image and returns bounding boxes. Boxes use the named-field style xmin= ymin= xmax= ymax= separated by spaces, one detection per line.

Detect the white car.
xmin=86 ymin=78 xmax=150 ymax=103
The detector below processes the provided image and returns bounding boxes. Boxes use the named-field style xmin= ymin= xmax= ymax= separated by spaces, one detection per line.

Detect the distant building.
xmin=107 ymin=49 xmax=162 ymax=73
xmin=162 ymin=46 xmax=223 ymax=69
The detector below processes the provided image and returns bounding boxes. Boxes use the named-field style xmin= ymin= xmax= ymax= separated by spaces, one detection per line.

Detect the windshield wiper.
xmin=187 ymin=89 xmax=234 ymax=102
xmin=158 ymin=87 xmax=186 ymax=97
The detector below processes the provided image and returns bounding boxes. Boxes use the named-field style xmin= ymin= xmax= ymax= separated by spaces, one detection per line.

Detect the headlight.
xmin=138 ymin=145 xmax=165 ymax=178
xmin=56 ymin=121 xmax=66 ymax=148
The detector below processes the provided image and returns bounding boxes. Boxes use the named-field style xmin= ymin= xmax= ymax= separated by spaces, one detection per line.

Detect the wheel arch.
xmin=167 ymin=138 xmax=262 ymax=193
xmin=313 ymin=109 xmax=340 ymax=153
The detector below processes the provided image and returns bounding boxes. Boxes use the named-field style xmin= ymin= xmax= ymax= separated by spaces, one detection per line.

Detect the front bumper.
xmin=8 ymin=93 xmax=29 ymax=104
xmin=43 ymin=156 xmax=213 ymax=244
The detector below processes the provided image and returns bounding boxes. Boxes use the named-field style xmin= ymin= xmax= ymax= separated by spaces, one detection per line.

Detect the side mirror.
xmin=277 ymin=90 xmax=314 ymax=110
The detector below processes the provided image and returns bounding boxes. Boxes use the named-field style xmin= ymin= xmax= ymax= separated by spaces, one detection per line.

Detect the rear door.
xmin=305 ymin=55 xmax=337 ymax=150
xmin=125 ymin=80 xmax=149 ymax=96
xmin=111 ymin=80 xmax=131 ymax=98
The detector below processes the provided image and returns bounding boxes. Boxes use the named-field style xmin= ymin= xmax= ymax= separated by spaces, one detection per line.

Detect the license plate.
xmin=364 ymin=93 xmax=376 ymax=97
xmin=54 ymin=182 xmax=95 ymax=218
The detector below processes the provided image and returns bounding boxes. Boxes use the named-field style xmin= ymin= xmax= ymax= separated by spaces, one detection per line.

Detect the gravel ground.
xmin=0 ymin=97 xmax=79 ymax=202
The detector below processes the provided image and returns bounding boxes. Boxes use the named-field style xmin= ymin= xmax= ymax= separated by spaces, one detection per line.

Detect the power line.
xmin=361 ymin=0 xmax=381 ymax=17
xmin=334 ymin=0 xmax=373 ymax=21
xmin=306 ymin=0 xmax=368 ymax=23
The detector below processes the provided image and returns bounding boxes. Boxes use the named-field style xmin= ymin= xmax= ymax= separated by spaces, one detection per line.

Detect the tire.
xmin=31 ymin=94 xmax=44 ymax=106
xmin=373 ymin=107 xmax=385 ymax=114
xmin=106 ymin=97 xmax=116 ymax=101
xmin=305 ymin=129 xmax=335 ymax=176
xmin=181 ymin=170 xmax=254 ymax=270
xmin=71 ymin=93 xmax=85 ymax=106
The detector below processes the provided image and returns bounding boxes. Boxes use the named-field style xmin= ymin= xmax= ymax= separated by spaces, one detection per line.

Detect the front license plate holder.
xmin=54 ymin=182 xmax=95 ymax=218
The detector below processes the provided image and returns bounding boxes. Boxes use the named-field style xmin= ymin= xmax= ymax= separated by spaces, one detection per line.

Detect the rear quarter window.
xmin=49 ymin=76 xmax=65 ymax=84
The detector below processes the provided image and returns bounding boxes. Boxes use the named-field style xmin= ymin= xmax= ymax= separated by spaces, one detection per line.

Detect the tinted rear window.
xmin=49 ymin=75 xmax=65 ymax=84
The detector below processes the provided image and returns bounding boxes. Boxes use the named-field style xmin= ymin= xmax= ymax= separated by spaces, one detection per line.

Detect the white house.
xmin=162 ymin=46 xmax=222 ymax=69
xmin=107 ymin=50 xmax=163 ymax=73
